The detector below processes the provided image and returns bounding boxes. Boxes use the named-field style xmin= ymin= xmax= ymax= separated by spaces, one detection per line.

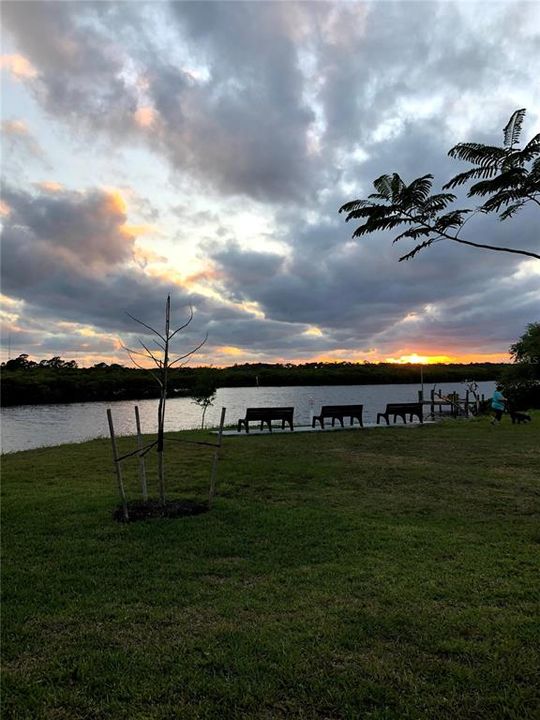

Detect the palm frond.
xmin=480 ymin=190 xmax=530 ymax=214
xmin=422 ymin=193 xmax=456 ymax=213
xmin=448 ymin=143 xmax=507 ymax=167
xmin=435 ymin=210 xmax=471 ymax=231
xmin=338 ymin=199 xmax=368 ymax=214
xmin=393 ymin=226 xmax=433 ymax=243
xmin=390 ymin=173 xmax=405 ymax=202
xmin=468 ymin=168 xmax=528 ymax=197
xmin=405 ymin=175 xmax=433 ymax=206
xmin=352 ymin=215 xmax=409 ymax=237
xmin=499 ymin=201 xmax=526 ymax=220
xmin=503 ymin=108 xmax=526 ymax=148
xmin=398 ymin=239 xmax=434 ymax=262
xmin=516 ymin=133 xmax=540 ymax=163
xmin=443 ymin=166 xmax=501 ymax=189
xmin=372 ymin=174 xmax=394 ymax=200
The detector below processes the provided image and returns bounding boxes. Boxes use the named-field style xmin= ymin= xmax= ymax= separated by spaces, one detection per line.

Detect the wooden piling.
xmin=107 ymin=409 xmax=129 ymax=521
xmin=134 ymin=405 xmax=148 ymax=501
xmin=208 ymin=407 xmax=226 ymax=508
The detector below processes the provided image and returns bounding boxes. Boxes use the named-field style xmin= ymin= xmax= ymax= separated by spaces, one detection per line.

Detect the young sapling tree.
xmin=122 ymin=295 xmax=207 ymax=506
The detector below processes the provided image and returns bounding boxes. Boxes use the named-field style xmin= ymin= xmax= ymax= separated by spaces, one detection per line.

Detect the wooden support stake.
xmin=107 ymin=409 xmax=129 ymax=521
xmin=465 ymin=390 xmax=469 ymax=417
xmin=134 ymin=405 xmax=148 ymax=501
xmin=208 ymin=407 xmax=226 ymax=508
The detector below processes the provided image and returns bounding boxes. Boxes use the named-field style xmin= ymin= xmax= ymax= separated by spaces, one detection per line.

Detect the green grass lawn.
xmin=2 ymin=416 xmax=539 ymax=719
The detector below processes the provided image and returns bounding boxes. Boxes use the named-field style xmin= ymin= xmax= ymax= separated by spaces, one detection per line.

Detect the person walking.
xmin=490 ymin=385 xmax=507 ymax=425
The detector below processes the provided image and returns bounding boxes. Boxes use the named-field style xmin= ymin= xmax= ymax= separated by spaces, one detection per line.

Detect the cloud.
xmin=1 ymin=185 xmax=140 ymax=270
xmin=0 ymin=53 xmax=37 ymax=79
xmin=1 ymin=118 xmax=46 ymax=161
xmin=1 ymin=1 xmax=539 ymax=365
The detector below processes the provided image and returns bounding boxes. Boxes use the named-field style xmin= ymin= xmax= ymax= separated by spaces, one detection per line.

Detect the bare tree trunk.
xmin=122 ymin=294 xmax=207 ymax=511
xmin=201 ymin=403 xmax=208 ymax=430
xmin=134 ymin=405 xmax=148 ymax=501
xmin=157 ymin=295 xmax=171 ymax=506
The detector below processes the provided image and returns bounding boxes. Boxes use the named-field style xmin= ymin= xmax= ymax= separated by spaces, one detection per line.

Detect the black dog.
xmin=510 ymin=411 xmax=532 ymax=424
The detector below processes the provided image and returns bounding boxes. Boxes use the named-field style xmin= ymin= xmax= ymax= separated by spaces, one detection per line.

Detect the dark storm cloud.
xmin=2 ymin=1 xmax=539 ymax=361
xmin=1 ymin=184 xmax=136 ymax=268
xmin=1 ymin=1 xmax=138 ymax=133
xmin=0 ymin=184 xmax=195 ymax=334
xmin=0 ymin=184 xmax=320 ymax=359
xmin=3 ymin=1 xmax=538 ymax=203
xmin=209 ymin=195 xmax=540 ymax=356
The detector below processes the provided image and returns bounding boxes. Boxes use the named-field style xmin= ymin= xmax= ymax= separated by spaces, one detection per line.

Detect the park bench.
xmin=237 ymin=407 xmax=294 ymax=433
xmin=376 ymin=402 xmax=423 ymax=425
xmin=312 ymin=404 xmax=364 ymax=430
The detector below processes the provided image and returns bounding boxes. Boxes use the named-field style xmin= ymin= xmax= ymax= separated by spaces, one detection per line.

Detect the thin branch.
xmin=125 ymin=312 xmax=166 ymax=343
xmin=168 ymin=334 xmax=208 ymax=367
xmin=139 ymin=439 xmax=159 ymax=458
xmin=454 ymin=207 xmax=481 ymax=239
xmin=124 ymin=349 xmax=163 ymax=386
xmin=122 ymin=344 xmax=161 ymax=367
xmin=121 ymin=344 xmax=153 ymax=360
xmin=116 ymin=439 xmax=158 ymax=463
xmin=137 ymin=338 xmax=163 ymax=368
xmin=399 ymin=209 xmax=540 ymax=261
xmin=168 ymin=305 xmax=194 ymax=341
xmin=438 ymin=234 xmax=540 ymax=259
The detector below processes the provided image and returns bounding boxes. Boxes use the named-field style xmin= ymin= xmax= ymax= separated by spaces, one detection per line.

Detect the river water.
xmin=1 ymin=381 xmax=495 ymax=454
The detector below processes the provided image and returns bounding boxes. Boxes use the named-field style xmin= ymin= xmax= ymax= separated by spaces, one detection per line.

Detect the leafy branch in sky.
xmin=340 ymin=109 xmax=540 ymax=261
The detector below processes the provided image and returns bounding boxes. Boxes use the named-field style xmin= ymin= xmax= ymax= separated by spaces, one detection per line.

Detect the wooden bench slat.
xmin=312 ymin=404 xmax=363 ymax=430
xmin=238 ymin=407 xmax=294 ymax=433
xmin=376 ymin=402 xmax=423 ymax=425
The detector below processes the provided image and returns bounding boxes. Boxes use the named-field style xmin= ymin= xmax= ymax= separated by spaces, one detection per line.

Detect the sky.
xmin=1 ymin=0 xmax=539 ymax=368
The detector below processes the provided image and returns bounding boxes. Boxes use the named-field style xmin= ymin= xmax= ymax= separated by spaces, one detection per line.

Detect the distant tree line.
xmin=1 ymin=353 xmax=508 ymax=407
xmin=499 ymin=322 xmax=540 ymax=409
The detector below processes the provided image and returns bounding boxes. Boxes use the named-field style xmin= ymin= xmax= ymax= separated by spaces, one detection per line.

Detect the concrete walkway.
xmin=217 ymin=420 xmax=436 ymax=437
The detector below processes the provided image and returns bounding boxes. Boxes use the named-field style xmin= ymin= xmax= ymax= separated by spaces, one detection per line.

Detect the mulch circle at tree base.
xmin=113 ymin=499 xmax=209 ymax=523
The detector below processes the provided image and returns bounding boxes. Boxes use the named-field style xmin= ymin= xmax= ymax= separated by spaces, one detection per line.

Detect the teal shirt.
xmin=492 ymin=390 xmax=505 ymax=411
